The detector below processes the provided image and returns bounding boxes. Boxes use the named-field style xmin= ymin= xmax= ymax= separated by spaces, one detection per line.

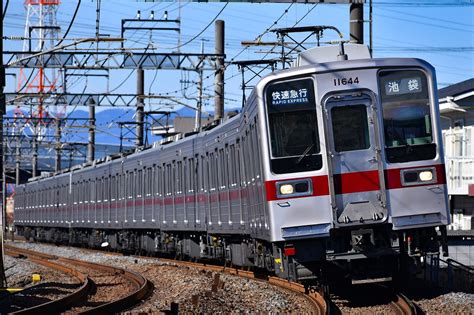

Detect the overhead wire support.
xmin=121 ymin=19 xmax=181 ymax=48
xmin=271 ymin=25 xmax=344 ymax=68
xmin=4 ymin=50 xmax=223 ymax=70
xmin=231 ymin=59 xmax=278 ymax=108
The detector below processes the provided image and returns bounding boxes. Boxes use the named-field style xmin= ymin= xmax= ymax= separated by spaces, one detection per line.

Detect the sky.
xmin=3 ymin=0 xmax=474 ymax=118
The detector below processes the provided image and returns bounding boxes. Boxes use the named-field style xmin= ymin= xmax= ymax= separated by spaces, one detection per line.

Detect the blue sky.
xmin=3 ymin=0 xmax=473 ymax=117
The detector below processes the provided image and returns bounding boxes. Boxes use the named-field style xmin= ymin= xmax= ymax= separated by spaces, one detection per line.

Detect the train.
xmin=14 ymin=43 xmax=450 ymax=285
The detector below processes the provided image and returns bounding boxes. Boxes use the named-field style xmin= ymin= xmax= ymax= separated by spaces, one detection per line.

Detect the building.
xmin=439 ymin=78 xmax=474 ymax=232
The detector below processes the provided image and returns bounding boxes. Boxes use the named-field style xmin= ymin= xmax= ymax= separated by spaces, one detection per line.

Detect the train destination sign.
xmin=384 ymin=77 xmax=423 ymax=96
xmin=267 ymin=79 xmax=315 ymax=108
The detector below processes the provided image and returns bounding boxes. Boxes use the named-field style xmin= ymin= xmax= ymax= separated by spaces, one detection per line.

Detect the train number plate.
xmin=334 ymin=77 xmax=359 ymax=86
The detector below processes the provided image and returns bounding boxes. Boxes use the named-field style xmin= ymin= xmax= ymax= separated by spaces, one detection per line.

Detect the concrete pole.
xmin=55 ymin=118 xmax=61 ymax=172
xmin=32 ymin=135 xmax=38 ymax=178
xmin=136 ymin=68 xmax=144 ymax=147
xmin=350 ymin=3 xmax=364 ymax=44
xmin=195 ymin=69 xmax=203 ymax=131
xmin=0 ymin=0 xmax=7 ymax=288
xmin=214 ymin=20 xmax=224 ymax=122
xmin=87 ymin=98 xmax=96 ymax=163
xmin=15 ymin=143 xmax=20 ymax=185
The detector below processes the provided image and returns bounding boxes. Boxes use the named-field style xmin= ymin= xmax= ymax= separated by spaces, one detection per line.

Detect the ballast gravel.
xmin=8 ymin=241 xmax=314 ymax=313
xmin=1 ymin=253 xmax=80 ymax=313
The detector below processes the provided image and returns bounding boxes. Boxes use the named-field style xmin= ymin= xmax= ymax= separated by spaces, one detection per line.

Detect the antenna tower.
xmin=16 ymin=0 xmax=63 ymax=139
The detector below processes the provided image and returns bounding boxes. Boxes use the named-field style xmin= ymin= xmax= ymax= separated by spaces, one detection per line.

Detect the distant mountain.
xmin=4 ymin=106 xmax=234 ymax=146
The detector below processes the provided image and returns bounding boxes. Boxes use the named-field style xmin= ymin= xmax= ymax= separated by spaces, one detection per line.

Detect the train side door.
xmin=323 ymin=92 xmax=387 ymax=227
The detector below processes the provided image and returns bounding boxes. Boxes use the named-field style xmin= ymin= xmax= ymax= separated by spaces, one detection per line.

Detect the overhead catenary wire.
xmin=55 ymin=0 xmax=81 ymax=47
xmin=3 ymin=0 xmax=8 ymax=21
xmin=167 ymin=3 xmax=228 ymax=50
xmin=171 ymin=2 xmax=298 ymax=99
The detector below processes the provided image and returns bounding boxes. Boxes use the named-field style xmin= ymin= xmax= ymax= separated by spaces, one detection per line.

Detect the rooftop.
xmin=439 ymin=78 xmax=474 ymax=99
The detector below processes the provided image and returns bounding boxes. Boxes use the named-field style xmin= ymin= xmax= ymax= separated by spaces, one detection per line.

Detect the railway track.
xmin=392 ymin=292 xmax=421 ymax=315
xmin=328 ymin=282 xmax=421 ymax=315
xmin=159 ymin=258 xmax=328 ymax=314
xmin=7 ymin=240 xmax=328 ymax=314
xmin=4 ymin=244 xmax=153 ymax=314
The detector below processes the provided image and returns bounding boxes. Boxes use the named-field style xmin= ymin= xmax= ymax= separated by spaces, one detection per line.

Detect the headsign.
xmin=267 ymin=79 xmax=314 ymax=108
xmin=379 ymin=70 xmax=428 ymax=101
xmin=384 ymin=77 xmax=422 ymax=96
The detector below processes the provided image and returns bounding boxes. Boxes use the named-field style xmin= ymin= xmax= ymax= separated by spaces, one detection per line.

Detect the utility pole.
xmin=136 ymin=68 xmax=144 ymax=147
xmin=15 ymin=141 xmax=20 ymax=185
xmin=195 ymin=40 xmax=205 ymax=131
xmin=32 ymin=135 xmax=38 ymax=178
xmin=214 ymin=20 xmax=225 ymax=122
xmin=87 ymin=98 xmax=95 ymax=163
xmin=0 ymin=0 xmax=8 ymax=288
xmin=350 ymin=2 xmax=364 ymax=44
xmin=55 ymin=118 xmax=61 ymax=172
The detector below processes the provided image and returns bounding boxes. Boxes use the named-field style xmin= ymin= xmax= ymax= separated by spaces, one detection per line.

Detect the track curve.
xmin=4 ymin=244 xmax=153 ymax=314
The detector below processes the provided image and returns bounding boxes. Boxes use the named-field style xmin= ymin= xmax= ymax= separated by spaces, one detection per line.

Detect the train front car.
xmin=258 ymin=47 xmax=450 ymax=284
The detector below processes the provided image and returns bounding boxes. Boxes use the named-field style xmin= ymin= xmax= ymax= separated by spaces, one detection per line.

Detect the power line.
xmin=55 ymin=0 xmax=82 ymax=47
xmin=372 ymin=1 xmax=474 ymax=7
xmin=169 ymin=3 xmax=228 ymax=50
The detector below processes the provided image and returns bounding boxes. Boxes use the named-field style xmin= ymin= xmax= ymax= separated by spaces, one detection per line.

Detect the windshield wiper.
xmin=296 ymin=144 xmax=314 ymax=164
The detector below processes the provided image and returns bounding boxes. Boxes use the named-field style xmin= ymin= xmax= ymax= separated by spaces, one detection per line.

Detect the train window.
xmin=378 ymin=70 xmax=436 ymax=163
xmin=201 ymin=155 xmax=207 ymax=191
xmin=105 ymin=177 xmax=110 ymax=202
xmin=137 ymin=169 xmax=143 ymax=198
xmin=265 ymin=78 xmax=322 ymax=174
xmin=125 ymin=172 xmax=130 ymax=199
xmin=218 ymin=148 xmax=225 ymax=189
xmin=229 ymin=144 xmax=236 ymax=186
xmin=111 ymin=176 xmax=116 ymax=201
xmin=183 ymin=159 xmax=188 ymax=194
xmin=164 ymin=165 xmax=168 ymax=195
xmin=189 ymin=158 xmax=193 ymax=193
xmin=155 ymin=166 xmax=161 ymax=196
xmin=237 ymin=139 xmax=246 ymax=187
xmin=175 ymin=161 xmax=182 ymax=195
xmin=164 ymin=164 xmax=170 ymax=195
xmin=331 ymin=105 xmax=370 ymax=152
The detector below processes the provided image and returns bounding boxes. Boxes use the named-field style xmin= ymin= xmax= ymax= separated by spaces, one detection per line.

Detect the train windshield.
xmin=265 ymin=78 xmax=322 ymax=174
xmin=379 ymin=70 xmax=436 ymax=163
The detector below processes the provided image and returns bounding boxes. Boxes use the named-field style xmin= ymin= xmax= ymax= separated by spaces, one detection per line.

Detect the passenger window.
xmin=265 ymin=78 xmax=322 ymax=173
xmin=378 ymin=70 xmax=436 ymax=163
xmin=331 ymin=105 xmax=370 ymax=152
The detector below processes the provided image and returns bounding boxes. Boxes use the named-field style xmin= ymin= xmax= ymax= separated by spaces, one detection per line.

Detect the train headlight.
xmin=276 ymin=179 xmax=312 ymax=198
xmin=419 ymin=170 xmax=433 ymax=182
xmin=279 ymin=184 xmax=294 ymax=195
xmin=401 ymin=167 xmax=437 ymax=186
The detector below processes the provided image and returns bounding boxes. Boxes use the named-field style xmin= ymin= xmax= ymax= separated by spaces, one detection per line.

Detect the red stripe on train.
xmin=333 ymin=170 xmax=380 ymax=194
xmin=265 ymin=164 xmax=446 ymax=201
xmin=40 ymin=164 xmax=447 ymax=210
xmin=265 ymin=175 xmax=330 ymax=201
xmin=384 ymin=164 xmax=446 ymax=189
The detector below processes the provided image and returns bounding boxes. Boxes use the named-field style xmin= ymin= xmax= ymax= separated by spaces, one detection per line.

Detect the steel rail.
xmin=4 ymin=246 xmax=92 ymax=315
xmin=4 ymin=244 xmax=153 ymax=314
xmin=9 ymin=240 xmax=325 ymax=314
xmin=392 ymin=292 xmax=418 ymax=315
xmin=158 ymin=259 xmax=327 ymax=315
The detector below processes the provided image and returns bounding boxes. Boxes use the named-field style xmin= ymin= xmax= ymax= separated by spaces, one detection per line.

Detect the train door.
xmin=323 ymin=92 xmax=387 ymax=227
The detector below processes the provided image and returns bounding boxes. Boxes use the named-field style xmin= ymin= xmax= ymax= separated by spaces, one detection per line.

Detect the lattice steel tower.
xmin=16 ymin=0 xmax=64 ymax=137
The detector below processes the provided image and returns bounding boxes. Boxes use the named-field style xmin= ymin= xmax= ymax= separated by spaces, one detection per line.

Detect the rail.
xmin=392 ymin=292 xmax=418 ymax=315
xmin=4 ymin=244 xmax=153 ymax=314
xmin=162 ymin=259 xmax=328 ymax=315
xmin=4 ymin=246 xmax=91 ymax=315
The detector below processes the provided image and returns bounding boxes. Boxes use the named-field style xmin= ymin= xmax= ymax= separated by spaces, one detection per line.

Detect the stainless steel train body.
xmin=14 ymin=50 xmax=450 ymax=283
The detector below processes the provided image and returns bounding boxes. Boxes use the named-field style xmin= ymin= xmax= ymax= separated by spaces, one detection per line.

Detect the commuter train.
xmin=14 ymin=44 xmax=450 ymax=284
